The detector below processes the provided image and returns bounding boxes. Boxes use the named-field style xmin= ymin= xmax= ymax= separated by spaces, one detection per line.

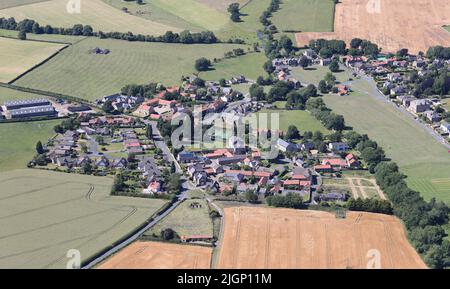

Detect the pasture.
xmin=0 ymin=169 xmax=167 ymax=268
xmin=200 ymin=52 xmax=267 ymax=81
xmin=272 ymin=0 xmax=335 ymax=33
xmin=0 ymin=119 xmax=59 ymax=171
xmin=296 ymin=0 xmax=450 ymax=54
xmin=143 ymin=199 xmax=213 ymax=238
xmin=217 ymin=207 xmax=427 ymax=269
xmin=0 ymin=28 xmax=87 ymax=44
xmin=13 ymin=37 xmax=246 ymax=100
xmin=97 ymin=241 xmax=212 ymax=269
xmin=0 ymin=0 xmax=179 ymax=35
xmin=254 ymin=108 xmax=330 ymax=134
xmin=0 ymin=85 xmax=47 ymax=102
xmin=0 ymin=37 xmax=66 ymax=83
xmin=324 ymin=79 xmax=450 ymax=203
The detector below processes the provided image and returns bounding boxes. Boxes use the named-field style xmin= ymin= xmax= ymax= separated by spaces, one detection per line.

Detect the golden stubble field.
xmin=296 ymin=0 xmax=450 ymax=54
xmin=98 ymin=241 xmax=212 ymax=269
xmin=217 ymin=207 xmax=427 ymax=269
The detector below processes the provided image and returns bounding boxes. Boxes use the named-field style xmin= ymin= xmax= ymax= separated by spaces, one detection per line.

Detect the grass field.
xmin=0 ymin=29 xmax=87 ymax=44
xmin=291 ymin=65 xmax=350 ymax=86
xmin=0 ymin=0 xmax=48 ymax=9
xmin=143 ymin=199 xmax=213 ymax=238
xmin=0 ymin=119 xmax=59 ymax=171
xmin=445 ymin=25 xmax=450 ymax=32
xmin=14 ymin=37 xmax=245 ymax=100
xmin=217 ymin=207 xmax=426 ymax=268
xmin=0 ymin=0 xmax=179 ymax=35
xmin=272 ymin=0 xmax=335 ymax=33
xmin=0 ymin=85 xmax=47 ymax=102
xmin=98 ymin=241 xmax=212 ymax=269
xmin=0 ymin=37 xmax=66 ymax=83
xmin=200 ymin=52 xmax=267 ymax=81
xmin=0 ymin=169 xmax=167 ymax=268
xmin=324 ymin=79 xmax=450 ymax=203
xmin=254 ymin=108 xmax=330 ymax=134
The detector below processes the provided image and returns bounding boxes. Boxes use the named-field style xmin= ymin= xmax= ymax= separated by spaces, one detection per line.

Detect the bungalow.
xmin=277 ymin=139 xmax=297 ymax=153
xmin=322 ymin=158 xmax=348 ymax=170
xmin=328 ymin=142 xmax=349 ymax=152
xmin=314 ymin=164 xmax=333 ymax=173
xmin=283 ymin=180 xmax=311 ymax=190
xmin=177 ymin=151 xmax=197 ymax=163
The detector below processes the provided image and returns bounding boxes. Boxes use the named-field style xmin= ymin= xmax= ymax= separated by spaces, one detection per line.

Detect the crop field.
xmin=0 ymin=0 xmax=49 ymax=10
xmin=0 ymin=85 xmax=47 ymax=102
xmin=13 ymin=37 xmax=245 ymax=100
xmin=0 ymin=37 xmax=66 ymax=83
xmin=254 ymin=109 xmax=330 ymax=134
xmin=0 ymin=169 xmax=167 ymax=268
xmin=98 ymin=241 xmax=212 ymax=269
xmin=296 ymin=0 xmax=450 ymax=54
xmin=0 ymin=0 xmax=178 ymax=35
xmin=200 ymin=52 xmax=267 ymax=81
xmin=272 ymin=0 xmax=335 ymax=33
xmin=0 ymin=119 xmax=59 ymax=171
xmin=324 ymin=79 xmax=450 ymax=203
xmin=143 ymin=199 xmax=213 ymax=238
xmin=217 ymin=207 xmax=427 ymax=269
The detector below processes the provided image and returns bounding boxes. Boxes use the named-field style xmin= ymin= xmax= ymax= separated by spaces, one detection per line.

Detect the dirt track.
xmin=296 ymin=0 xmax=450 ymax=54
xmin=98 ymin=241 xmax=212 ymax=269
xmin=217 ymin=207 xmax=427 ymax=269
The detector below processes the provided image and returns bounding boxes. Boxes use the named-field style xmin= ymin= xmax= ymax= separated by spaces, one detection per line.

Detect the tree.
xmin=329 ymin=60 xmax=340 ymax=72
xmin=146 ymin=124 xmax=153 ymax=139
xmin=299 ymin=56 xmax=309 ymax=69
xmin=36 ymin=141 xmax=44 ymax=155
xmin=18 ymin=29 xmax=26 ymax=40
xmin=195 ymin=57 xmax=211 ymax=71
xmin=263 ymin=60 xmax=275 ymax=74
xmin=228 ymin=3 xmax=241 ymax=22
xmin=161 ymin=228 xmax=176 ymax=240
xmin=102 ymin=100 xmax=114 ymax=113
xmin=318 ymin=80 xmax=328 ymax=93
xmin=245 ymin=190 xmax=258 ymax=203
xmin=219 ymin=78 xmax=227 ymax=87
xmin=249 ymin=84 xmax=265 ymax=101
xmin=286 ymin=125 xmax=300 ymax=140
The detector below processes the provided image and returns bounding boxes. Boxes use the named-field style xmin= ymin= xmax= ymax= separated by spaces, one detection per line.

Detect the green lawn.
xmin=254 ymin=108 xmax=330 ymax=134
xmin=14 ymin=37 xmax=246 ymax=100
xmin=444 ymin=25 xmax=450 ymax=32
xmin=324 ymin=78 xmax=450 ymax=203
xmin=200 ymin=52 xmax=267 ymax=81
xmin=0 ymin=0 xmax=47 ymax=9
xmin=0 ymin=169 xmax=167 ymax=268
xmin=0 ymin=119 xmax=60 ymax=172
xmin=143 ymin=199 xmax=213 ymax=237
xmin=272 ymin=0 xmax=335 ymax=33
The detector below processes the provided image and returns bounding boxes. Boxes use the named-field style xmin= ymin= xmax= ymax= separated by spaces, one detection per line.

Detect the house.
xmin=328 ymin=142 xmax=349 ymax=152
xmin=408 ymin=99 xmax=430 ymax=114
xmin=441 ymin=122 xmax=450 ymax=134
xmin=177 ymin=151 xmax=197 ymax=163
xmin=277 ymin=139 xmax=297 ymax=153
xmin=96 ymin=157 xmax=110 ymax=168
xmin=217 ymin=155 xmax=246 ymax=165
xmin=397 ymin=95 xmax=415 ymax=107
xmin=187 ymin=164 xmax=204 ymax=178
xmin=345 ymin=154 xmax=360 ymax=169
xmin=56 ymin=157 xmax=74 ymax=167
xmin=320 ymin=58 xmax=332 ymax=66
xmin=193 ymin=171 xmax=208 ymax=186
xmin=283 ymin=180 xmax=311 ymax=190
xmin=390 ymin=86 xmax=406 ymax=96
xmin=314 ymin=164 xmax=333 ymax=173
xmin=111 ymin=158 xmax=128 ymax=169
xmin=322 ymin=158 xmax=348 ymax=170
xmin=300 ymin=142 xmax=315 ymax=151
xmin=75 ymin=156 xmax=91 ymax=167
xmin=144 ymin=180 xmax=163 ymax=194
xmin=424 ymin=110 xmax=441 ymax=123
xmin=388 ymin=73 xmax=403 ymax=82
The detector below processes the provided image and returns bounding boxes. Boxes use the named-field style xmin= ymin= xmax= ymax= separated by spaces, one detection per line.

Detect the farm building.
xmin=4 ymin=98 xmax=50 ymax=110
xmin=10 ymin=106 xmax=57 ymax=119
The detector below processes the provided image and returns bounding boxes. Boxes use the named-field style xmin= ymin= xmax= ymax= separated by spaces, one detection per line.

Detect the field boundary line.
xmin=0 ymin=34 xmax=75 ymax=45
xmin=8 ymin=44 xmax=70 ymax=84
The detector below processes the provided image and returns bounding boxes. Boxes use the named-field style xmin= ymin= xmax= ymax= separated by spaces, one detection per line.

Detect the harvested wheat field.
xmin=296 ymin=0 xmax=450 ymax=54
xmin=98 ymin=241 xmax=212 ymax=269
xmin=217 ymin=207 xmax=427 ymax=269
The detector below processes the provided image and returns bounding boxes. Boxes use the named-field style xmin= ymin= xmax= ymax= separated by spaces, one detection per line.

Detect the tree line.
xmin=0 ymin=17 xmax=245 ymax=45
